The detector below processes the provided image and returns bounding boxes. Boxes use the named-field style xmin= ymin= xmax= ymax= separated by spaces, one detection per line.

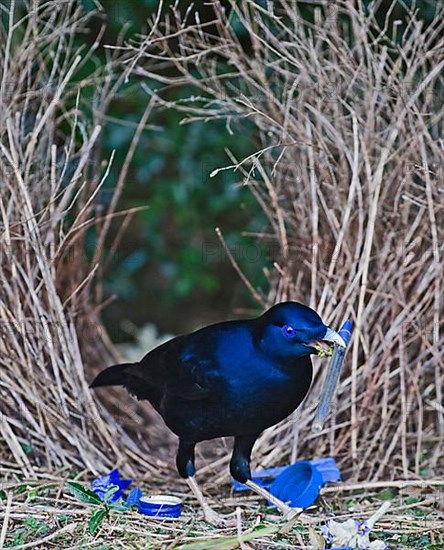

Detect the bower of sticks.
xmin=0 ymin=0 xmax=442 ymax=547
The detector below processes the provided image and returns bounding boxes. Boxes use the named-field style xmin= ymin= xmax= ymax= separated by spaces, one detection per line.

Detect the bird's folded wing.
xmin=166 ymin=357 xmax=215 ymax=400
xmin=126 ymin=336 xmax=218 ymax=401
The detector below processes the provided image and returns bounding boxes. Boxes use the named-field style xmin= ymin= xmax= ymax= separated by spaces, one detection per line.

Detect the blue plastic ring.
xmin=138 ymin=495 xmax=182 ymax=519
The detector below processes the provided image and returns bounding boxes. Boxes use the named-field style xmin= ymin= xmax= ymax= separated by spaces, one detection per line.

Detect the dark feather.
xmin=89 ymin=363 xmax=133 ymax=388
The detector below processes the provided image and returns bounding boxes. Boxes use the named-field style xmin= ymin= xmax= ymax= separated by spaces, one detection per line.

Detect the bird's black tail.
xmin=89 ymin=363 xmax=134 ymax=389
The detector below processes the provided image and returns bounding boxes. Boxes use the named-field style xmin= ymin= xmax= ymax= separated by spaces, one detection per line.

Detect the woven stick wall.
xmin=0 ymin=0 xmax=160 ymax=479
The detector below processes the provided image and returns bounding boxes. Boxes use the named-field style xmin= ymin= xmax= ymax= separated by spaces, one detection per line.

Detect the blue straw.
xmin=313 ymin=320 xmax=352 ymax=432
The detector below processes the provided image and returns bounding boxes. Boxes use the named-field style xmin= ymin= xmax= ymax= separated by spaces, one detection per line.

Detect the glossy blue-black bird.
xmin=90 ymin=301 xmax=345 ymax=524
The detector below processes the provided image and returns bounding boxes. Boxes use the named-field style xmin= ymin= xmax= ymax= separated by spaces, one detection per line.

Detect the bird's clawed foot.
xmin=202 ymin=506 xmax=229 ymax=526
xmin=186 ymin=476 xmax=235 ymax=527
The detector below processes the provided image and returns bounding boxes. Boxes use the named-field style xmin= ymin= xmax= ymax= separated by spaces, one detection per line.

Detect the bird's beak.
xmin=309 ymin=326 xmax=347 ymax=351
xmin=322 ymin=327 xmax=347 ymax=348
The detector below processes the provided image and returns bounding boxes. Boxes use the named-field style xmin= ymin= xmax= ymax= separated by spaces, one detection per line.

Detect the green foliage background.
xmin=77 ymin=0 xmax=269 ymax=340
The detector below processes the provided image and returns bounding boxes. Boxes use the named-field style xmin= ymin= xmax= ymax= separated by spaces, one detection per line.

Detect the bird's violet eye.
xmin=282 ymin=324 xmax=296 ymax=338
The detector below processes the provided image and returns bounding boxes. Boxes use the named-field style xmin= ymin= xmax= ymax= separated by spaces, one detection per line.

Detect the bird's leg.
xmin=230 ymin=433 xmax=301 ymax=520
xmin=185 ymin=475 xmax=226 ymax=526
xmin=177 ymin=440 xmax=225 ymax=526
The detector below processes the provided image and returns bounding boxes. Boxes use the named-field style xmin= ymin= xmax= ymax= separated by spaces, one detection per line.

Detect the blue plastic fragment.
xmin=338 ymin=320 xmax=353 ymax=346
xmin=125 ymin=487 xmax=142 ymax=508
xmin=313 ymin=320 xmax=353 ymax=433
xmin=91 ymin=469 xmax=132 ymax=501
xmin=312 ymin=457 xmax=341 ymax=483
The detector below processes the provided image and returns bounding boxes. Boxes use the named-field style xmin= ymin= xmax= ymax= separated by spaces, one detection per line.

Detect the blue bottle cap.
xmin=138 ymin=495 xmax=182 ymax=519
xmin=232 ymin=457 xmax=341 ymax=492
xmin=269 ymin=461 xmax=323 ymax=508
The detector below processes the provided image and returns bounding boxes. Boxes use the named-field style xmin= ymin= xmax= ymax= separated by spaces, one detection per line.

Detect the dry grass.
xmin=0 ymin=472 xmax=442 ymax=549
xmin=128 ymin=0 xmax=444 ymax=483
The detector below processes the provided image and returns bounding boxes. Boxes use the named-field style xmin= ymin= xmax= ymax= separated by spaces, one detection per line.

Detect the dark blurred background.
xmin=78 ymin=0 xmax=271 ymax=342
xmin=77 ymin=0 xmax=437 ymax=343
